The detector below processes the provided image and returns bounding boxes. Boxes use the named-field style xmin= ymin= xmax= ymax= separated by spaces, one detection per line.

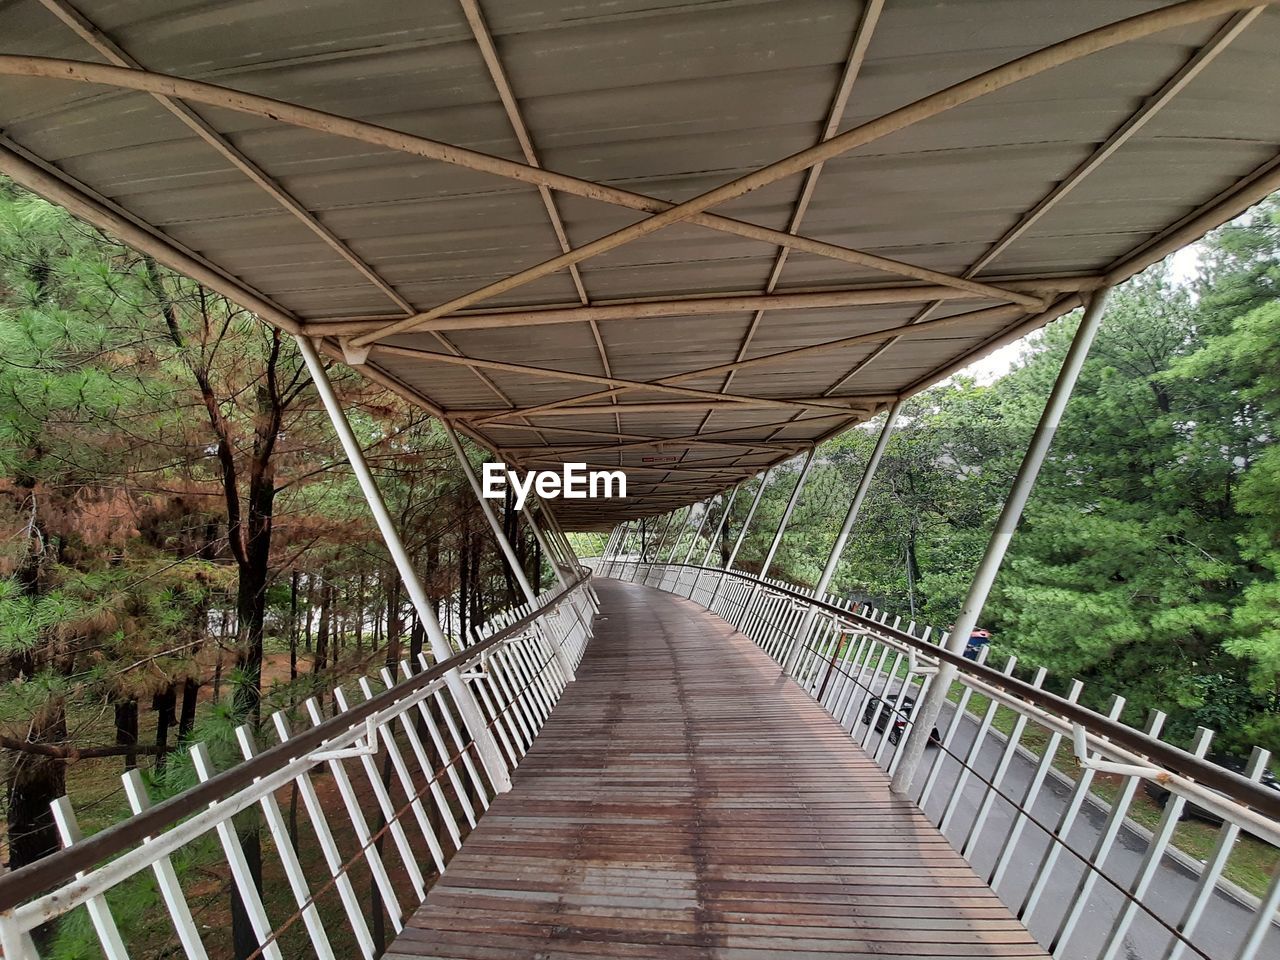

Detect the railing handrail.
xmin=624 ymin=560 xmax=1280 ymax=822
xmin=0 ymin=573 xmax=592 ymax=913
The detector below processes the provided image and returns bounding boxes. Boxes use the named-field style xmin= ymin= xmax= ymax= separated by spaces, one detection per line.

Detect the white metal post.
xmin=736 ymin=449 xmax=816 ymax=630
xmin=121 ymin=770 xmax=211 ymax=960
xmin=647 ymin=511 xmax=676 ymax=572
xmin=442 ymin=426 xmax=576 ymax=682
xmin=663 ymin=506 xmax=694 ymax=563
xmin=294 ymin=335 xmax=512 ymax=792
xmin=607 ymin=523 xmax=626 ymax=572
xmin=890 ymin=287 xmax=1113 ymax=795
xmin=524 ymin=502 xmax=592 ymax=659
xmin=726 ymin=468 xmax=771 ymax=571
xmin=709 ymin=468 xmax=771 ymax=607
xmin=657 ymin=511 xmax=680 ymax=558
xmin=682 ymin=500 xmax=713 ymax=564
xmin=525 ymin=505 xmax=570 ymax=589
xmin=761 ymin=450 xmax=816 ymax=577
xmin=540 ymin=506 xmax=599 ymax=609
xmin=701 ymin=484 xmax=740 ymax=565
xmin=695 ymin=484 xmax=739 ymax=601
xmin=599 ymin=525 xmax=621 ymax=571
xmin=444 ymin=427 xmax=539 ymax=605
xmin=782 ymin=400 xmax=904 ymax=674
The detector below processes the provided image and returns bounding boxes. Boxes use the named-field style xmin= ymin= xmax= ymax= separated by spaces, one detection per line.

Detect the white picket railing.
xmin=0 ymin=574 xmax=598 ymax=960
xmin=598 ymin=556 xmax=1280 ymax=960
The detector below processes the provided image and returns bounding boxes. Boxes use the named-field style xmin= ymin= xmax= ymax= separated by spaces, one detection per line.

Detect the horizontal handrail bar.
xmin=626 ymin=562 xmax=1280 ymax=821
xmin=0 ymin=573 xmax=591 ymax=913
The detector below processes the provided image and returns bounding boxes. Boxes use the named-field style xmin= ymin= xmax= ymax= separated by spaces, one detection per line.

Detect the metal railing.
xmin=0 ymin=573 xmax=597 ymax=960
xmin=598 ymin=556 xmax=1280 ymax=960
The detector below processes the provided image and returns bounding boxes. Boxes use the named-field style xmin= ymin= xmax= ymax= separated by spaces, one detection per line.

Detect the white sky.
xmin=959 ymin=244 xmax=1202 ymax=385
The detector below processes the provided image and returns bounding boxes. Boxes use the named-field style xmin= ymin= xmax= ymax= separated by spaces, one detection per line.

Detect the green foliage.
xmin=715 ymin=199 xmax=1280 ymax=754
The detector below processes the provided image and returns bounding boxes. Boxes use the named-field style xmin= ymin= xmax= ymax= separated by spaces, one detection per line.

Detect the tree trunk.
xmin=153 ymin=685 xmax=177 ymax=776
xmin=373 ymin=569 xmax=384 ymax=652
xmin=470 ymin=531 xmax=485 ymax=636
xmin=355 ymin=571 xmax=365 ymax=653
xmin=385 ymin=576 xmax=402 ymax=670
xmin=409 ymin=618 xmax=425 ymax=671
xmin=177 ymin=677 xmax=200 ymax=743
xmin=457 ymin=533 xmax=469 ymax=649
xmin=114 ymin=697 xmax=139 ymax=771
xmin=500 ymin=487 xmax=518 ymax=604
xmin=313 ymin=583 xmax=332 ymax=680
xmin=304 ymin=575 xmax=315 ymax=653
xmin=5 ymin=706 xmax=68 ymax=877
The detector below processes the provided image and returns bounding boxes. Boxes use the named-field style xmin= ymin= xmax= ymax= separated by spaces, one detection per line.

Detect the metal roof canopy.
xmin=1 ymin=0 xmax=1278 ymax=529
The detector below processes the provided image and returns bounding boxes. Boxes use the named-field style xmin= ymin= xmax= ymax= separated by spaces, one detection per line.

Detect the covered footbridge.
xmin=0 ymin=1 xmax=1279 ymax=958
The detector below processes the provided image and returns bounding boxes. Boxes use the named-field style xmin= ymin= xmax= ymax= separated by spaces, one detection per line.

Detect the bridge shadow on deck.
xmin=388 ymin=578 xmax=1046 ymax=959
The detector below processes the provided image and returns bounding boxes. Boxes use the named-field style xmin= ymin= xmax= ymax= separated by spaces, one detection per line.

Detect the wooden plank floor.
xmin=388 ymin=578 xmax=1047 ymax=959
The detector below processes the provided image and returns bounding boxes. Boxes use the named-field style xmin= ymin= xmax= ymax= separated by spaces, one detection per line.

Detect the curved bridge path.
xmin=388 ymin=578 xmax=1046 ymax=959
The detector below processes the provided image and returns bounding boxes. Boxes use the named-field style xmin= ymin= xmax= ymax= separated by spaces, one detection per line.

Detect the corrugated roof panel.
xmin=1 ymin=0 xmax=1276 ymax=524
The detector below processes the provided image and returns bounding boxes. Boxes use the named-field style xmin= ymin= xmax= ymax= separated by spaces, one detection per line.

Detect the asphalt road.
xmin=842 ymin=676 xmax=1279 ymax=960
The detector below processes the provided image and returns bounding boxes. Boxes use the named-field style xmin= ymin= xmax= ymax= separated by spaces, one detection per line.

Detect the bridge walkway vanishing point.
xmin=387 ymin=577 xmax=1047 ymax=959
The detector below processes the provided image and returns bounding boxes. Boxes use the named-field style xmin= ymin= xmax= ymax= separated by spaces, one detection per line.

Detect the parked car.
xmin=862 ymin=695 xmax=942 ymax=746
xmin=964 ymin=629 xmax=992 ymax=660
xmin=1142 ymin=752 xmax=1280 ymax=825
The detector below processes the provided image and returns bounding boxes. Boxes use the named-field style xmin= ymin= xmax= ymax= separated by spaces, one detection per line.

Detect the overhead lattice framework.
xmin=2 ymin=0 xmax=1278 ymax=528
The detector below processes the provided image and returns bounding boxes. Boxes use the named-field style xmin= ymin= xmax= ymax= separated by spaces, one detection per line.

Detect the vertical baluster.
xmin=1168 ymin=747 xmax=1270 ymax=960
xmin=388 ymin=665 xmax=478 ymax=829
xmin=50 ymin=798 xmax=130 ymax=960
xmin=1018 ymin=695 xmax=1127 ymax=924
xmin=960 ymin=667 xmax=1048 ymax=858
xmin=267 ymin=714 xmax=376 ymax=958
xmin=189 ymin=743 xmax=284 ymax=960
xmin=356 ymin=679 xmax=456 ymax=864
xmin=1048 ymin=710 xmax=1167 ymax=955
xmin=234 ymin=728 xmax=337 ymax=960
xmin=292 ymin=703 xmax=406 ymax=931
xmin=1100 ymin=727 xmax=1214 ymax=960
xmin=987 ymin=680 xmax=1084 ymax=892
xmin=939 ymin=657 xmax=1019 ymax=834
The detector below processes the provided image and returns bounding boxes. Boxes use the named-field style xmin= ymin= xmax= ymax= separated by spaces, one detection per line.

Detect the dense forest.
xmin=0 ymin=178 xmax=550 ymax=917
xmin=616 ymin=197 xmax=1280 ymax=757
xmin=1 ymin=174 xmax=1278 ymax=937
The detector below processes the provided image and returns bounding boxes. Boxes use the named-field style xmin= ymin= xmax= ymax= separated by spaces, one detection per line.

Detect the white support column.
xmin=600 ymin=525 xmax=621 ymax=569
xmin=682 ymin=500 xmax=713 ymax=564
xmin=709 ymin=468 xmax=772 ymax=607
xmin=891 ymin=287 xmax=1113 ymax=795
xmin=694 ymin=484 xmax=740 ymax=606
xmin=701 ymin=484 xmax=740 ymax=565
xmin=294 ymin=336 xmax=512 ymax=792
xmin=663 ymin=505 xmax=695 ymax=563
xmin=524 ymin=502 xmax=592 ymax=658
xmin=442 ymin=430 xmax=581 ymax=679
xmin=734 ymin=450 xmax=815 ymax=630
xmin=617 ymin=521 xmax=634 ymax=573
xmin=542 ymin=506 xmax=590 ymax=584
xmin=443 ymin=425 xmax=540 ymax=606
xmin=648 ymin=511 xmax=676 ymax=565
xmin=541 ymin=504 xmax=600 ymax=611
xmin=782 ymin=400 xmax=904 ymax=674
xmin=761 ymin=449 xmax=816 ymax=577
xmin=726 ymin=468 xmax=771 ymax=571
xmin=539 ymin=509 xmax=574 ymax=574
xmin=601 ymin=522 xmax=625 ymax=575
xmin=528 ymin=505 xmax=571 ymax=588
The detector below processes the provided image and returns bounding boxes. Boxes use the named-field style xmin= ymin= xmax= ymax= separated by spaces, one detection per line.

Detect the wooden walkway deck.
xmin=388 ymin=578 xmax=1047 ymax=959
